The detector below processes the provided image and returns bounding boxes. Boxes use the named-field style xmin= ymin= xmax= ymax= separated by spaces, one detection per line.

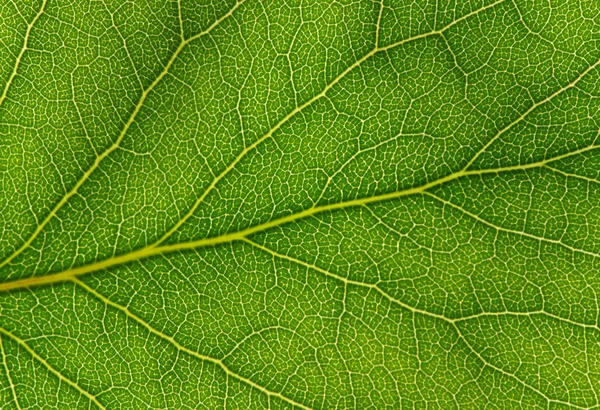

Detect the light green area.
xmin=1 ymin=0 xmax=600 ymax=408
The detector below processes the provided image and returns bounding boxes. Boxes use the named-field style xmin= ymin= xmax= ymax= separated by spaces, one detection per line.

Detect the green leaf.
xmin=1 ymin=0 xmax=600 ymax=408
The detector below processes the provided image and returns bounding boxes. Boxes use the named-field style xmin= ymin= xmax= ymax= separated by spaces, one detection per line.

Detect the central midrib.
xmin=0 ymin=142 xmax=597 ymax=293
xmin=2 ymin=0 xmax=598 ymax=292
xmin=1 ymin=169 xmax=465 ymax=292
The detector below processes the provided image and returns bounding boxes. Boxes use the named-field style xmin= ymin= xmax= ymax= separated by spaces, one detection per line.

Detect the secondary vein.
xmin=152 ymin=0 xmax=508 ymax=247
xmin=245 ymin=238 xmax=596 ymax=409
xmin=0 ymin=0 xmax=246 ymax=272
xmin=72 ymin=278 xmax=316 ymax=410
xmin=0 ymin=326 xmax=107 ymax=410
xmin=0 ymin=0 xmax=47 ymax=109
xmin=0 ymin=146 xmax=597 ymax=293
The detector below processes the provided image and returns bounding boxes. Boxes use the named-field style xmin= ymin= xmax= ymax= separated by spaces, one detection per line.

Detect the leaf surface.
xmin=1 ymin=0 xmax=600 ymax=408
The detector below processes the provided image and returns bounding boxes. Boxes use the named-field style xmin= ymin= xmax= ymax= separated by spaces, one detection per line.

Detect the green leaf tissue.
xmin=1 ymin=0 xmax=600 ymax=408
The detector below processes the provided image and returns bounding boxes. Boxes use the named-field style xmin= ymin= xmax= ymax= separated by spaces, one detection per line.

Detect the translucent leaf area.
xmin=1 ymin=0 xmax=600 ymax=408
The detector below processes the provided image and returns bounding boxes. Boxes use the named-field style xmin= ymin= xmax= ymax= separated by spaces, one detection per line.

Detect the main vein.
xmin=1 ymin=0 xmax=598 ymax=293
xmin=152 ymin=0 xmax=508 ymax=246
xmin=0 ymin=142 xmax=596 ymax=293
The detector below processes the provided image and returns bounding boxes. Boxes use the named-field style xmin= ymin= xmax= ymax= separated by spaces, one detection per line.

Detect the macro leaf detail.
xmin=1 ymin=0 xmax=600 ymax=408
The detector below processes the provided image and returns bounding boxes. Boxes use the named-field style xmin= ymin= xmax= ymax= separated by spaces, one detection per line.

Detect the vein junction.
xmin=0 ymin=141 xmax=597 ymax=293
xmin=2 ymin=0 xmax=599 ymax=293
xmin=0 ymin=0 xmax=505 ymax=274
xmin=1 ymin=0 xmax=600 ymax=408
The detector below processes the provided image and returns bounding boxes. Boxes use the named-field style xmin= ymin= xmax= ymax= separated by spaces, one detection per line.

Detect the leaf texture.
xmin=1 ymin=0 xmax=600 ymax=408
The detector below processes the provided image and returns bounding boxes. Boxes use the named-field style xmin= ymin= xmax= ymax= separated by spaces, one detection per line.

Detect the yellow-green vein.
xmin=0 ymin=326 xmax=106 ymax=410
xmin=243 ymin=238 xmax=596 ymax=410
xmin=72 ymin=277 xmax=315 ymax=410
xmin=0 ymin=334 xmax=21 ymax=410
xmin=0 ymin=0 xmax=246 ymax=271
xmin=0 ymin=142 xmax=597 ymax=293
xmin=0 ymin=0 xmax=47 ymax=109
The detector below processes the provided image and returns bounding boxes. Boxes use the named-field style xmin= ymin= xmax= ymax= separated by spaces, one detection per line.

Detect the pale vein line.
xmin=0 ymin=335 xmax=22 ymax=410
xmin=177 ymin=0 xmax=185 ymax=40
xmin=462 ymin=57 xmax=600 ymax=171
xmin=424 ymin=191 xmax=600 ymax=259
xmin=586 ymin=330 xmax=600 ymax=407
xmin=0 ymin=0 xmax=598 ymax=294
xmin=0 ymin=326 xmax=106 ymax=410
xmin=448 ymin=320 xmax=593 ymax=410
xmin=476 ymin=143 xmax=600 ymax=173
xmin=454 ymin=310 xmax=600 ymax=332
xmin=510 ymin=0 xmax=561 ymax=50
xmin=152 ymin=0 xmax=508 ymax=247
xmin=314 ymin=132 xmax=432 ymax=206
xmin=1 ymin=143 xmax=599 ymax=293
xmin=544 ymin=164 xmax=600 ymax=185
xmin=0 ymin=0 xmax=245 ymax=271
xmin=0 ymin=0 xmax=47 ymax=109
xmin=374 ymin=0 xmax=385 ymax=48
xmin=244 ymin=239 xmax=600 ymax=332
xmin=71 ymin=278 xmax=314 ymax=410
xmin=242 ymin=239 xmax=450 ymax=321
xmin=243 ymin=238 xmax=595 ymax=410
